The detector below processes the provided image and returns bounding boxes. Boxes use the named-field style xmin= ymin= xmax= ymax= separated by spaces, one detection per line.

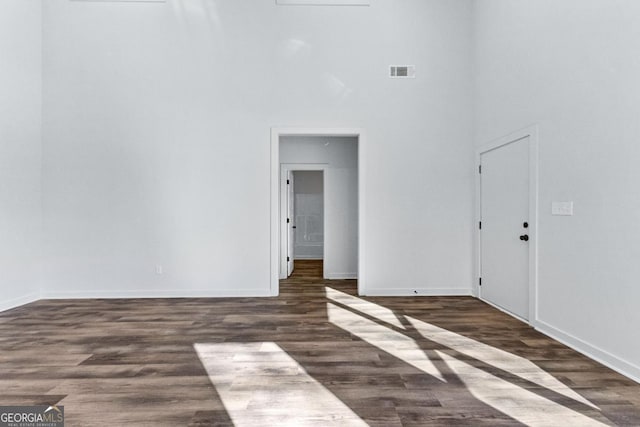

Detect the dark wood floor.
xmin=1 ymin=260 xmax=639 ymax=426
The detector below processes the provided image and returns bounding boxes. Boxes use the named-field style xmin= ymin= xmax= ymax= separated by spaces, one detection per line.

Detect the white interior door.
xmin=480 ymin=136 xmax=530 ymax=320
xmin=287 ymin=171 xmax=295 ymax=277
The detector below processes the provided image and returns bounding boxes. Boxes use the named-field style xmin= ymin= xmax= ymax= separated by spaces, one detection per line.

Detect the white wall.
xmin=282 ymin=138 xmax=355 ymax=276
xmin=41 ymin=0 xmax=474 ymax=297
xmin=5 ymin=0 xmax=637 ymax=385
xmin=474 ymin=0 xmax=640 ymax=381
xmin=293 ymin=171 xmax=324 ymax=260
xmin=0 ymin=1 xmax=42 ymax=311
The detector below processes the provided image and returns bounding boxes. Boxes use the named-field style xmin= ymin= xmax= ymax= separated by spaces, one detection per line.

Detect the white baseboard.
xmin=535 ymin=319 xmax=640 ymax=384
xmin=362 ymin=287 xmax=472 ymax=297
xmin=0 ymin=292 xmax=40 ymax=313
xmin=41 ymin=288 xmax=273 ymax=299
xmin=325 ymin=273 xmax=357 ymax=280
xmin=294 ymin=256 xmax=323 ymax=260
xmin=479 ymin=296 xmax=528 ymax=324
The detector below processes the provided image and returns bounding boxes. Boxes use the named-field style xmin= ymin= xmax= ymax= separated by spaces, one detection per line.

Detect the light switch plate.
xmin=552 ymin=201 xmax=573 ymax=216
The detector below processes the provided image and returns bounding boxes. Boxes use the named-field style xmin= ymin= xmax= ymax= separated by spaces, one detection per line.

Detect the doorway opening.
xmin=270 ymin=128 xmax=365 ymax=296
xmin=283 ymin=170 xmax=325 ymax=279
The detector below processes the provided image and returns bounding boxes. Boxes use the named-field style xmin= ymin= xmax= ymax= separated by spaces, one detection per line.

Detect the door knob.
xmin=523 ymin=222 xmax=529 ymax=228
xmin=519 ymin=234 xmax=529 ymax=241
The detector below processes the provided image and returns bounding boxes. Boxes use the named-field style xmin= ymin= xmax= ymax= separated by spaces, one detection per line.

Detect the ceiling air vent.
xmin=389 ymin=65 xmax=416 ymax=79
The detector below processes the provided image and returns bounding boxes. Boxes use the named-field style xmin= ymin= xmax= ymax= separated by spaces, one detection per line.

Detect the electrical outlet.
xmin=155 ymin=265 xmax=163 ymax=275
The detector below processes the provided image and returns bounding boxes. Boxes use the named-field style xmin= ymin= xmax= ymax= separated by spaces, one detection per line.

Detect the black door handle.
xmin=519 ymin=235 xmax=529 ymax=241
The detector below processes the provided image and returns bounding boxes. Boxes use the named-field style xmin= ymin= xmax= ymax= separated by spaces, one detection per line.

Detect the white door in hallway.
xmin=287 ymin=170 xmax=295 ymax=277
xmin=480 ymin=136 xmax=530 ymax=320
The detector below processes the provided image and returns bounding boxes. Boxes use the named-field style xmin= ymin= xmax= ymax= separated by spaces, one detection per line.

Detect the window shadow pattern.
xmin=1 ymin=263 xmax=639 ymax=426
xmin=192 ymin=267 xmax=639 ymax=426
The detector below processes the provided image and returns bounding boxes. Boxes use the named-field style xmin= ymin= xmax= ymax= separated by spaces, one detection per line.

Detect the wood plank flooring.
xmin=0 ymin=260 xmax=639 ymax=426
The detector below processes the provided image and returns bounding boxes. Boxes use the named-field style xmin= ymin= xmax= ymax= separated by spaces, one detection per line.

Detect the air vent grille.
xmin=389 ymin=65 xmax=416 ymax=78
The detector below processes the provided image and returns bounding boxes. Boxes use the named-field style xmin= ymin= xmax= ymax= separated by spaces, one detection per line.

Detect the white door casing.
xmin=287 ymin=170 xmax=295 ymax=277
xmin=272 ymin=128 xmax=365 ymax=296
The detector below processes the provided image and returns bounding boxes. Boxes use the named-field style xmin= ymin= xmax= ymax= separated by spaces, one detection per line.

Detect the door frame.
xmin=280 ymin=164 xmax=327 ymax=280
xmin=271 ymin=127 xmax=365 ymax=296
xmin=475 ymin=124 xmax=539 ymax=324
